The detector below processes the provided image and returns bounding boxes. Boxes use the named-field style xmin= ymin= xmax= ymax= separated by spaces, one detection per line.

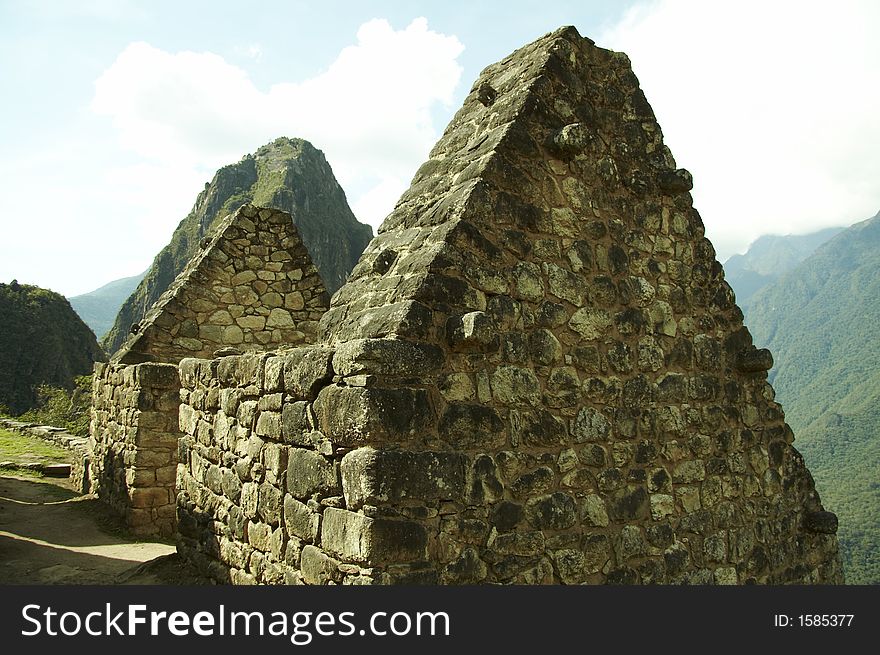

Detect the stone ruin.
xmin=89 ymin=26 xmax=843 ymax=582
xmin=89 ymin=205 xmax=328 ymax=536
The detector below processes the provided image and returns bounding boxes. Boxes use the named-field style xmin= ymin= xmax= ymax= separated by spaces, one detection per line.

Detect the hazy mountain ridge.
xmin=724 ymin=226 xmax=844 ymax=306
xmin=741 ymin=210 xmax=880 ymax=583
xmin=0 ymin=281 xmax=105 ymax=414
xmin=101 ymin=137 xmax=373 ymax=355
xmin=69 ymin=271 xmax=146 ymax=340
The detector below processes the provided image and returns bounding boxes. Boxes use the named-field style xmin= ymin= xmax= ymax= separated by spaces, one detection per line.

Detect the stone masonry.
xmin=172 ymin=27 xmax=842 ymax=584
xmin=114 ymin=205 xmax=328 ymax=365
xmin=90 ymin=361 xmax=180 ymax=536
xmin=90 ymin=205 xmax=329 ymax=537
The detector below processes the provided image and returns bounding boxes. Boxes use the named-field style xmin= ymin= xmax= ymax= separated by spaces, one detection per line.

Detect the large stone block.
xmin=445 ymin=312 xmax=499 ymax=352
xmin=286 ymin=448 xmax=340 ymax=499
xmin=135 ymin=362 xmax=181 ymax=389
xmin=322 ymin=300 xmax=433 ymax=342
xmin=258 ymin=482 xmax=283 ymax=525
xmin=340 ymin=447 xmax=468 ymax=510
xmin=333 ymin=338 xmax=444 ymax=378
xmin=255 ymin=411 xmax=282 ymax=440
xmin=511 ymin=408 xmax=567 ymax=447
xmin=281 ymin=401 xmax=312 ymax=443
xmin=218 ymin=353 xmax=268 ymax=389
xmin=321 ymin=508 xmax=427 ymax=563
xmin=177 ymin=357 xmax=202 ymax=389
xmin=735 ymin=348 xmax=774 ymax=373
xmin=300 ymin=545 xmax=342 ymax=585
xmin=281 ymin=347 xmax=334 ymax=400
xmin=283 ymin=495 xmax=321 ymax=543
xmin=313 ymin=385 xmax=435 ymax=446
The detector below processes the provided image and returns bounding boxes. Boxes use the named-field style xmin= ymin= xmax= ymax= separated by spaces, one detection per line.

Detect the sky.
xmin=0 ymin=0 xmax=878 ymax=297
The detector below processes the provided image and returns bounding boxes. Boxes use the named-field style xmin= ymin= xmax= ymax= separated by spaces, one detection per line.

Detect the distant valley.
xmin=725 ymin=212 xmax=880 ymax=583
xmin=69 ymin=271 xmax=146 ymax=340
xmin=724 ymin=227 xmax=844 ymax=306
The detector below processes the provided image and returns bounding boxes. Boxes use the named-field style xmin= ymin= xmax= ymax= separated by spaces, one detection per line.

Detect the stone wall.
xmin=176 ymin=348 xmax=350 ymax=584
xmin=174 ymin=27 xmax=842 ymax=584
xmin=114 ymin=205 xmax=328 ymax=365
xmin=91 ymin=204 xmax=330 ymax=537
xmin=313 ymin=27 xmax=841 ymax=584
xmin=89 ymin=361 xmax=180 ymax=537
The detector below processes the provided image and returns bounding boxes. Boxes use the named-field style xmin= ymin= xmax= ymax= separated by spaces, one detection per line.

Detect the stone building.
xmin=93 ymin=26 xmax=843 ymax=583
xmin=170 ymin=27 xmax=842 ymax=584
xmin=89 ymin=205 xmax=328 ymax=536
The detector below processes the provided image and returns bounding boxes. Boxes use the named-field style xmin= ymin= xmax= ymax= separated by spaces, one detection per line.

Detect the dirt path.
xmin=0 ymin=474 xmax=203 ymax=584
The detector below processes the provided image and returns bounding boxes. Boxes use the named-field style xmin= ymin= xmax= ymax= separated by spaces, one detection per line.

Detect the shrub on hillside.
xmin=17 ymin=375 xmax=92 ymax=436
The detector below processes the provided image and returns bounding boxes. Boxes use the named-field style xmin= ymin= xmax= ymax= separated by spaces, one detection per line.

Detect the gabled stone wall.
xmin=171 ymin=26 xmax=842 ymax=584
xmin=314 ymin=27 xmax=842 ymax=584
xmin=115 ymin=205 xmax=328 ymax=365
xmin=90 ymin=205 xmax=330 ymax=538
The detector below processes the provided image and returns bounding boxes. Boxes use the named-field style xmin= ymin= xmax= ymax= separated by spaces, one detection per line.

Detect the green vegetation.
xmin=724 ymin=226 xmax=843 ymax=306
xmin=797 ymin=406 xmax=880 ymax=584
xmin=742 ymin=211 xmax=880 ymax=583
xmin=0 ymin=281 xmax=104 ymax=415
xmin=0 ymin=426 xmax=71 ymax=463
xmin=17 ymin=375 xmax=92 ymax=436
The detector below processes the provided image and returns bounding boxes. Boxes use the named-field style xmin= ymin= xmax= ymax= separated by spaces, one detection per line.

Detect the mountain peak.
xmin=102 ymin=136 xmax=372 ymax=355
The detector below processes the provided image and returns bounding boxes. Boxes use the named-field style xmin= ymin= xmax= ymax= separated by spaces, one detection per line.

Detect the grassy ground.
xmin=0 ymin=426 xmax=71 ymax=466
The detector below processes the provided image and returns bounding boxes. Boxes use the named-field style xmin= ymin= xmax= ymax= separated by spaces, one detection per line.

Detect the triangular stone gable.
xmin=114 ymin=204 xmax=328 ymax=364
xmin=316 ymin=27 xmax=842 ymax=584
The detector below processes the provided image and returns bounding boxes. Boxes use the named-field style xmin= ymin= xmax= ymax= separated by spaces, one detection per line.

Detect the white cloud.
xmin=351 ymin=176 xmax=409 ymax=230
xmin=91 ymin=17 xmax=464 ymax=230
xmin=600 ymin=0 xmax=880 ymax=259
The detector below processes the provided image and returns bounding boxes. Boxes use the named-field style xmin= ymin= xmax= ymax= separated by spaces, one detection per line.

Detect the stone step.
xmin=42 ymin=463 xmax=72 ymax=477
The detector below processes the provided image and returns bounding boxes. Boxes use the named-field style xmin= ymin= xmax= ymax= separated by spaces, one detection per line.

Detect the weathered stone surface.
xmin=284 ymin=494 xmax=321 ymax=542
xmin=491 ymin=366 xmax=541 ymax=405
xmin=341 ymin=448 xmax=468 ymax=510
xmin=168 ymin=26 xmax=841 ymax=587
xmin=281 ymin=401 xmax=311 ymax=442
xmin=255 ymin=411 xmax=282 ymax=440
xmin=551 ymin=123 xmax=593 ymax=156
xmin=658 ymin=168 xmax=694 ymax=193
xmin=257 ymin=482 xmax=283 ymax=525
xmin=804 ymin=510 xmax=839 ymax=534
xmin=735 ymin=348 xmax=774 ymax=373
xmin=313 ymin=385 xmax=435 ymax=445
xmin=286 ymin=448 xmax=339 ymax=500
xmin=300 ymin=545 xmax=342 ymax=585
xmin=333 ymin=338 xmax=444 ymax=378
xmin=525 ymin=493 xmax=577 ymax=530
xmin=439 ymin=403 xmax=506 ymax=449
xmin=321 ymin=508 xmax=427 ymax=563
xmin=446 ymin=312 xmax=500 ymax=352
xmin=282 ymin=347 xmax=334 ymax=400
